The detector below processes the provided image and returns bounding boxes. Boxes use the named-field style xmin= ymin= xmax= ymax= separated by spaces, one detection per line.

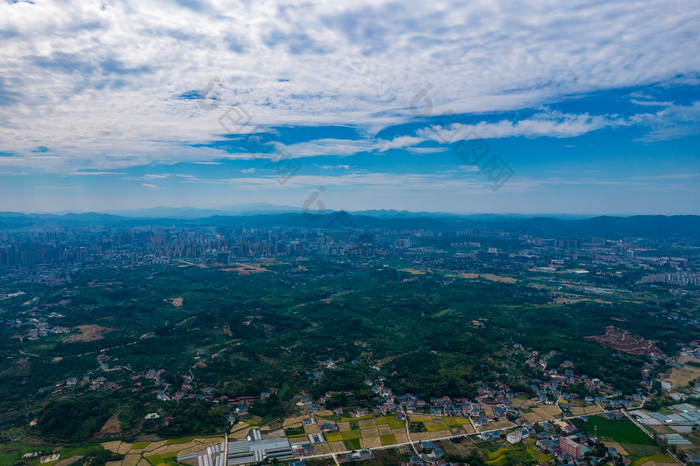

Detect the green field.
xmin=146 ymin=453 xmax=163 ymax=465
xmin=479 ymin=440 xmax=554 ymax=465
xmin=375 ymin=416 xmax=405 ymax=429
xmin=0 ymin=442 xmax=111 ymax=466
xmin=341 ymin=429 xmax=362 ymax=440
xmin=630 ymin=453 xmax=675 ymax=466
xmin=325 ymin=432 xmax=344 ymax=442
xmin=341 ymin=414 xmax=374 ymax=422
xmin=279 ymin=382 xmax=290 ymax=399
xmin=444 ymin=417 xmax=472 ymax=426
xmin=575 ymin=416 xmax=654 ymax=445
xmin=425 ymin=422 xmax=449 ymax=432
xmin=344 ymin=438 xmax=361 ymax=450
xmin=380 ymin=434 xmax=397 ymax=446
xmin=165 ymin=436 xmax=197 ymax=445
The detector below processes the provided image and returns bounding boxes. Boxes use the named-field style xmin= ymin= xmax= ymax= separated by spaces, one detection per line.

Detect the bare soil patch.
xmin=455 ymin=273 xmax=518 ymax=283
xmin=585 ymin=326 xmax=660 ymax=355
xmin=95 ymin=414 xmax=122 ymax=437
xmin=166 ymin=297 xmax=183 ymax=307
xmin=219 ymin=262 xmax=270 ymax=274
xmin=63 ymin=325 xmax=116 ymax=343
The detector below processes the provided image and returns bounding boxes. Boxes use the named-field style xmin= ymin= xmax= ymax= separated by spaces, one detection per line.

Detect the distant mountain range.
xmin=0 ymin=208 xmax=698 ymax=239
xmin=1 ymin=203 xmax=605 ymax=220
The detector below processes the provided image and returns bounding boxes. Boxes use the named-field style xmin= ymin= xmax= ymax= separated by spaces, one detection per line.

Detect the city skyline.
xmin=0 ymin=0 xmax=699 ymax=214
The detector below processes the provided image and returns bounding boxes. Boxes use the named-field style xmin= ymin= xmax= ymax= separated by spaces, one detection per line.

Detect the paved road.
xmin=300 ymin=407 xmax=670 ymax=464
xmin=622 ymin=409 xmax=682 ymax=465
xmin=404 ymin=417 xmax=420 ymax=457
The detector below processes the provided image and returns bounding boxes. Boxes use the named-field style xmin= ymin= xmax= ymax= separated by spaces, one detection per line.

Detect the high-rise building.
xmin=560 ymin=435 xmax=582 ymax=458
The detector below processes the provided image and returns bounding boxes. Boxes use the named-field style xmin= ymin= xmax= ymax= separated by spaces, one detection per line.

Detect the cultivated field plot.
xmin=304 ymin=424 xmax=321 ymax=435
xmin=361 ymin=437 xmax=382 ymax=448
xmin=325 ymin=432 xmax=343 ymax=443
xmin=573 ymin=415 xmax=662 ymax=462
xmin=338 ymin=421 xmax=352 ymax=432
xmin=411 ymin=430 xmax=451 ymax=440
xmin=664 ymin=364 xmax=700 ymax=387
xmin=603 ymin=442 xmax=629 ymax=456
xmin=314 ymin=444 xmax=331 ymax=455
xmin=329 ymin=441 xmax=346 ymax=453
xmin=375 ymin=416 xmax=405 ymax=429
xmin=570 ymin=406 xmax=602 ymax=416
xmin=230 ymin=423 xmax=253 ymax=439
xmin=584 ymin=405 xmax=604 ymax=414
xmin=477 ymin=439 xmax=552 ymax=465
xmin=316 ymin=416 xmax=406 ymax=447
xmin=443 ymin=417 xmax=472 ymax=427
xmin=477 ymin=420 xmax=515 ymax=432
xmin=341 ymin=430 xmax=362 ymax=441
xmin=102 ymin=441 xmax=133 ymax=456
xmin=358 ymin=419 xmax=376 ymax=429
xmin=451 ymin=424 xmax=476 ymax=434
xmin=283 ymin=416 xmax=304 ymax=428
xmin=102 ymin=436 xmax=224 ymax=465
xmin=361 ymin=427 xmax=380 ymax=438
xmin=509 ymin=398 xmax=531 ymax=408
xmin=532 ymin=405 xmax=561 ymax=420
xmin=409 ymin=417 xmax=463 ymax=438
xmin=425 ymin=419 xmax=448 ymax=432
xmin=523 ymin=411 xmax=545 ymax=423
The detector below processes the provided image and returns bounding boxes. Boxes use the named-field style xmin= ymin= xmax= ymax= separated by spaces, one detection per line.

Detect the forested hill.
xmin=0 ymin=211 xmax=698 ymax=238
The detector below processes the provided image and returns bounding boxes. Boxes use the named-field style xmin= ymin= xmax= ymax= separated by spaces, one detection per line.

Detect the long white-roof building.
xmin=179 ymin=429 xmax=294 ymax=466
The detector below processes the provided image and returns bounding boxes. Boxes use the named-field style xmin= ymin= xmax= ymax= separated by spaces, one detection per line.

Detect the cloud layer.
xmin=1 ymin=1 xmax=699 ymax=159
xmin=0 ymin=0 xmax=698 ymax=213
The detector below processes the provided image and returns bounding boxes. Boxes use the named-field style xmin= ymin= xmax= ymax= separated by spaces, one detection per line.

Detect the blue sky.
xmin=0 ymin=0 xmax=698 ymax=214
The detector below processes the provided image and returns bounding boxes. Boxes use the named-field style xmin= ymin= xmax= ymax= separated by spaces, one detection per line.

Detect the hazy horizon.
xmin=2 ymin=203 xmax=697 ymax=219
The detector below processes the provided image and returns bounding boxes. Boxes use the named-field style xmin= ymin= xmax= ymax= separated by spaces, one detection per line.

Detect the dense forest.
xmin=0 ymin=258 xmax=696 ymax=442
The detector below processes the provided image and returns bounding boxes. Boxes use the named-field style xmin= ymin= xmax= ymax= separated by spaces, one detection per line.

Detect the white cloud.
xmin=418 ymin=110 xmax=622 ymax=141
xmin=142 ymin=183 xmax=158 ymax=189
xmin=0 ymin=0 xmax=698 ymax=171
xmin=378 ymin=136 xmax=426 ymax=151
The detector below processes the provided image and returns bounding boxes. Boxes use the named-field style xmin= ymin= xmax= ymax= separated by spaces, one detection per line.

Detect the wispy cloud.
xmin=418 ymin=110 xmax=623 ymax=142
xmin=0 ymin=0 xmax=698 ymax=169
xmin=0 ymin=0 xmax=698 ymax=214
